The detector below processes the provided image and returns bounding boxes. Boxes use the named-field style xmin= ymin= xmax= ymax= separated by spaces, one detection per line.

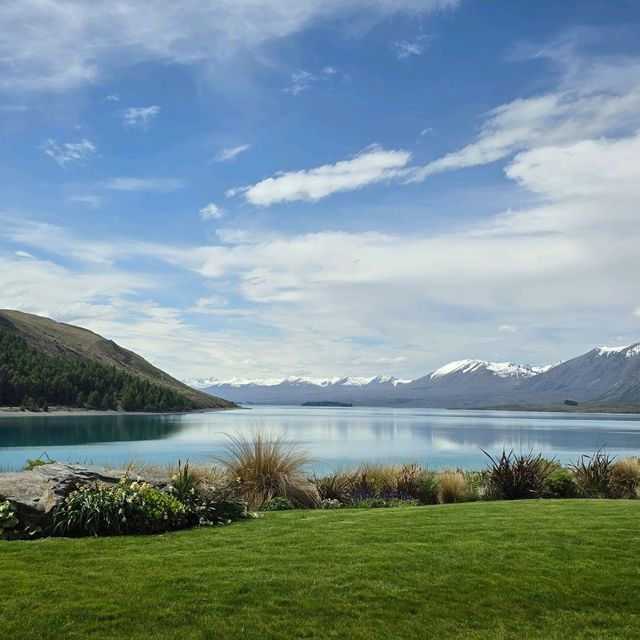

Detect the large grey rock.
xmin=0 ymin=463 xmax=169 ymax=531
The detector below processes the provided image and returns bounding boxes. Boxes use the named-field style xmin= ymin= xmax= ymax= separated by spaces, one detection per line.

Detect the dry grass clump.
xmin=437 ymin=471 xmax=472 ymax=504
xmin=570 ymin=450 xmax=616 ymax=498
xmin=610 ymin=457 xmax=640 ymax=498
xmin=217 ymin=430 xmax=320 ymax=510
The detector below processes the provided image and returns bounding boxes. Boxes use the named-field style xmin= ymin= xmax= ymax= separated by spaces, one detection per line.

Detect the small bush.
xmin=23 ymin=457 xmax=56 ymax=470
xmin=349 ymin=463 xmax=397 ymax=497
xmin=313 ymin=472 xmax=353 ymax=502
xmin=414 ymin=471 xmax=439 ymax=505
xmin=0 ymin=501 xmax=20 ymax=540
xmin=437 ymin=471 xmax=471 ymax=504
xmin=54 ymin=479 xmax=188 ymax=537
xmin=543 ymin=468 xmax=578 ymax=498
xmin=570 ymin=450 xmax=616 ymax=498
xmin=263 ymin=497 xmax=295 ymax=511
xmin=611 ymin=457 xmax=640 ymax=499
xmin=483 ymin=450 xmax=554 ymax=500
xmin=321 ymin=498 xmax=341 ymax=509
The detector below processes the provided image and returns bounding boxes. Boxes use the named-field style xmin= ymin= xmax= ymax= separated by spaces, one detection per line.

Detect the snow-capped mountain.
xmin=187 ymin=341 xmax=640 ymax=408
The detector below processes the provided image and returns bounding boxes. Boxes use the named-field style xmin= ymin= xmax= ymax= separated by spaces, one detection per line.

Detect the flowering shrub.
xmin=0 ymin=501 xmax=20 ymax=540
xmin=54 ymin=478 xmax=188 ymax=537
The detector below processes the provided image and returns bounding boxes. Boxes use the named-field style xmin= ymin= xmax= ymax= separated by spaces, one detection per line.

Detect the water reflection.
xmin=1 ymin=406 xmax=639 ymax=472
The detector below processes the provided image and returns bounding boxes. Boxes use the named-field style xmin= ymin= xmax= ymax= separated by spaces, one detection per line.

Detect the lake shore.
xmin=0 ymin=405 xmax=244 ymax=418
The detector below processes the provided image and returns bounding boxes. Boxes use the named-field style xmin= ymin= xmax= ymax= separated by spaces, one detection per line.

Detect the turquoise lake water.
xmin=1 ymin=405 xmax=640 ymax=472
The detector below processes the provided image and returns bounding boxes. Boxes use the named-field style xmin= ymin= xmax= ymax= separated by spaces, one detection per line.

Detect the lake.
xmin=1 ymin=405 xmax=640 ymax=472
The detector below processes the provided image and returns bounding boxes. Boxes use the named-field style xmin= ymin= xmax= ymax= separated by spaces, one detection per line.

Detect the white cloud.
xmin=69 ymin=194 xmax=103 ymax=208
xmin=284 ymin=70 xmax=316 ymax=95
xmin=407 ymin=56 xmax=640 ymax=182
xmin=105 ymin=93 xmax=120 ymax=101
xmin=41 ymin=138 xmax=96 ymax=166
xmin=322 ymin=66 xmax=338 ymax=76
xmin=199 ymin=203 xmax=224 ymax=220
xmin=214 ymin=144 xmax=250 ymax=162
xmin=103 ymin=177 xmax=187 ymax=192
xmin=232 ymin=145 xmax=412 ymax=206
xmin=14 ymin=250 xmax=33 ymax=259
xmin=394 ymin=38 xmax=428 ymax=59
xmin=120 ymin=105 xmax=160 ymax=130
xmin=0 ymin=0 xmax=457 ymax=91
xmin=499 ymin=325 xmax=517 ymax=333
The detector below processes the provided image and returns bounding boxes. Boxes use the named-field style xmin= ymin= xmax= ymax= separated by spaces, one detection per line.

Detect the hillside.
xmin=0 ymin=309 xmax=235 ymax=411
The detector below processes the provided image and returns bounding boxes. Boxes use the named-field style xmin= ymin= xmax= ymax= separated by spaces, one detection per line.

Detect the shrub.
xmin=169 ymin=461 xmax=249 ymax=525
xmin=217 ymin=431 xmax=320 ymax=510
xmin=313 ymin=472 xmax=353 ymax=502
xmin=0 ymin=501 xmax=20 ymax=540
xmin=54 ymin=479 xmax=188 ymax=537
xmin=263 ymin=497 xmax=295 ymax=511
xmin=349 ymin=463 xmax=397 ymax=497
xmin=610 ymin=457 xmax=640 ymax=499
xmin=321 ymin=498 xmax=341 ymax=509
xmin=543 ymin=467 xmax=578 ymax=498
xmin=414 ymin=471 xmax=439 ymax=505
xmin=437 ymin=471 xmax=471 ymax=504
xmin=570 ymin=450 xmax=616 ymax=498
xmin=23 ymin=456 xmax=56 ymax=470
xmin=483 ymin=450 xmax=554 ymax=500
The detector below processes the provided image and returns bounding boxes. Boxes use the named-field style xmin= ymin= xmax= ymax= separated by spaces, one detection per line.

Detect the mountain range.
xmin=188 ymin=343 xmax=640 ymax=409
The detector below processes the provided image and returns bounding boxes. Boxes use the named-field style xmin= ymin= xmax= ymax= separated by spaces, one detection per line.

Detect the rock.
xmin=0 ymin=463 xmax=169 ymax=532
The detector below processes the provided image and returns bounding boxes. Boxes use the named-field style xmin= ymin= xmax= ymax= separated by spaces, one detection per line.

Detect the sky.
xmin=1 ymin=0 xmax=640 ymax=381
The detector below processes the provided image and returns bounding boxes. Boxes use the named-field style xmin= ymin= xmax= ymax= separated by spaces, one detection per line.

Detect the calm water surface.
xmin=1 ymin=405 xmax=640 ymax=472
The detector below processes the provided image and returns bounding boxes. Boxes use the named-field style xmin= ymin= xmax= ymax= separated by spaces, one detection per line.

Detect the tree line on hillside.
xmin=0 ymin=330 xmax=196 ymax=412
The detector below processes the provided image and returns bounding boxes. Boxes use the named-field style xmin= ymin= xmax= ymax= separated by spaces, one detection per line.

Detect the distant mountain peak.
xmin=429 ymin=359 xmax=539 ymax=380
xmin=596 ymin=343 xmax=640 ymax=358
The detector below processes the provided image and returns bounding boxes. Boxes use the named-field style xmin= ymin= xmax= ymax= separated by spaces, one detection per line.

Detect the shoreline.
xmin=0 ymin=405 xmax=245 ymax=418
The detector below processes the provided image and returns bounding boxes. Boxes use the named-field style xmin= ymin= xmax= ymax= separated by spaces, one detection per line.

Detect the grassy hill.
xmin=0 ymin=501 xmax=638 ymax=639
xmin=0 ymin=309 xmax=235 ymax=411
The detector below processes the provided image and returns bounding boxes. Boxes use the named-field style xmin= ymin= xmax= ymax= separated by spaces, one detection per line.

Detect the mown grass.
xmin=1 ymin=500 xmax=639 ymax=640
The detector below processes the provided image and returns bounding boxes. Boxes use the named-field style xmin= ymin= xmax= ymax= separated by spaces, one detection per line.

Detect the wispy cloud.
xmin=199 ymin=203 xmax=224 ymax=220
xmin=120 ymin=105 xmax=161 ymax=130
xmin=230 ymin=145 xmax=411 ymax=206
xmin=41 ymin=138 xmax=96 ymax=166
xmin=105 ymin=93 xmax=120 ymax=102
xmin=214 ymin=144 xmax=250 ymax=162
xmin=285 ymin=70 xmax=316 ymax=95
xmin=394 ymin=36 xmax=430 ymax=59
xmin=103 ymin=177 xmax=187 ymax=192
xmin=0 ymin=1 xmax=456 ymax=91
xmin=69 ymin=194 xmax=104 ymax=208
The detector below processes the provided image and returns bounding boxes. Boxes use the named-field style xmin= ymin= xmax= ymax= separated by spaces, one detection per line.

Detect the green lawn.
xmin=1 ymin=500 xmax=639 ymax=640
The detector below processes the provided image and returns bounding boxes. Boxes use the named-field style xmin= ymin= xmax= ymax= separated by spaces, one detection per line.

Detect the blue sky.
xmin=2 ymin=0 xmax=640 ymax=380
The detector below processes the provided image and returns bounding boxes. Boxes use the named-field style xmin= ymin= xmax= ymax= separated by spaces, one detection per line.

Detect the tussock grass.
xmin=437 ymin=471 xmax=471 ymax=503
xmin=217 ymin=430 xmax=320 ymax=510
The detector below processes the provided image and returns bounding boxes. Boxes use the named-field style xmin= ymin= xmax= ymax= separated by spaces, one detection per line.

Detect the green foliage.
xmin=313 ymin=472 xmax=353 ymax=502
xmin=321 ymin=498 xmax=341 ymax=509
xmin=23 ymin=456 xmax=57 ymax=471
xmin=0 ymin=501 xmax=20 ymax=540
xmin=54 ymin=479 xmax=188 ymax=537
xmin=414 ymin=471 xmax=439 ymax=505
xmin=0 ymin=329 xmax=196 ymax=412
xmin=483 ymin=450 xmax=554 ymax=500
xmin=263 ymin=497 xmax=295 ymax=511
xmin=543 ymin=467 xmax=578 ymax=498
xmin=170 ymin=461 xmax=248 ymax=525
xmin=570 ymin=450 xmax=616 ymax=498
